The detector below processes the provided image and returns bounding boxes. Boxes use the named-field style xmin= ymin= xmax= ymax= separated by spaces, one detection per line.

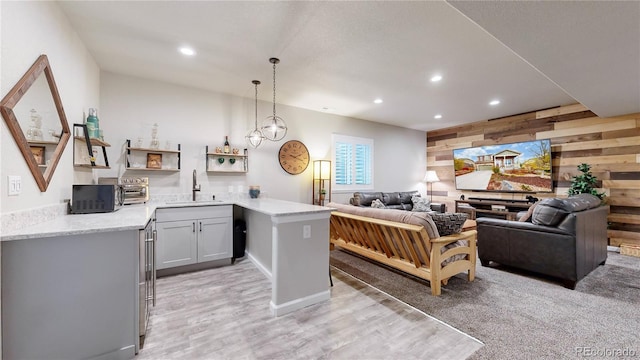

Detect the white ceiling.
xmin=57 ymin=1 xmax=639 ymax=132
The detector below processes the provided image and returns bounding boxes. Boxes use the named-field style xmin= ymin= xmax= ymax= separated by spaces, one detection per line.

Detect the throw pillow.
xmin=370 ymin=199 xmax=386 ymax=209
xmin=531 ymin=198 xmax=570 ymax=226
xmin=430 ymin=212 xmax=468 ymax=236
xmin=411 ymin=195 xmax=431 ymax=212
xmin=518 ymin=201 xmax=539 ymax=222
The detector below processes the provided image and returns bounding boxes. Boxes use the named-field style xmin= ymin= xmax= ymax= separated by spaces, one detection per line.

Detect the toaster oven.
xmin=99 ymin=177 xmax=149 ymax=204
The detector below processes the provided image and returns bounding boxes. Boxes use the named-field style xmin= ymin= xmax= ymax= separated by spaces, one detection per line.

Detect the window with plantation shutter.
xmin=332 ymin=134 xmax=374 ymax=191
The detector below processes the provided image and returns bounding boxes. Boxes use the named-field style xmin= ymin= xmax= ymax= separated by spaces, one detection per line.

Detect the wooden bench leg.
xmin=431 ymin=279 xmax=442 ymax=296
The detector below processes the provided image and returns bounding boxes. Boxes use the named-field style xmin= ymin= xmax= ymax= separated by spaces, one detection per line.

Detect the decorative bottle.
xmin=86 ymin=108 xmax=99 ymax=138
xmin=224 ymin=136 xmax=230 ymax=154
xmin=27 ymin=109 xmax=44 ymax=140
xmin=150 ymin=123 xmax=159 ymax=149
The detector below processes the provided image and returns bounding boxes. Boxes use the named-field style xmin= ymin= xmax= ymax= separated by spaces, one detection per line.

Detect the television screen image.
xmin=453 ymin=139 xmax=553 ymax=193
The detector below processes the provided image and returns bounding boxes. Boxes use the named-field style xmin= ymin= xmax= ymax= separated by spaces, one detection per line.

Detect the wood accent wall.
xmin=426 ymin=103 xmax=640 ymax=248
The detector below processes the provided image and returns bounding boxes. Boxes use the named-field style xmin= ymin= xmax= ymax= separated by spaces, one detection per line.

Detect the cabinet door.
xmin=197 ymin=217 xmax=232 ymax=262
xmin=155 ymin=220 xmax=197 ymax=269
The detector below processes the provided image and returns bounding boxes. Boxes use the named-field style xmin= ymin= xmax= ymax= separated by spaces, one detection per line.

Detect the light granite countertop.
xmin=1 ymin=199 xmax=332 ymax=242
xmin=232 ymin=198 xmax=332 ymax=217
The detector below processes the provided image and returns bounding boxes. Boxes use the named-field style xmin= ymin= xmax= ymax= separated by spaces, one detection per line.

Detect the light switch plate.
xmin=303 ymin=225 xmax=311 ymax=239
xmin=8 ymin=175 xmax=21 ymax=196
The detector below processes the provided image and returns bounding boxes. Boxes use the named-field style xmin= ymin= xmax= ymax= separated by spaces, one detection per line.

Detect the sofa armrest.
xmin=430 ymin=203 xmax=446 ymax=213
xmin=432 ymin=229 xmax=477 ymax=244
xmin=476 ymin=217 xmax=572 ymax=236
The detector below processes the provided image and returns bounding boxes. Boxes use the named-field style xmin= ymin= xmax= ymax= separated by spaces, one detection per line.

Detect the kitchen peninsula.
xmin=1 ymin=199 xmax=332 ymax=360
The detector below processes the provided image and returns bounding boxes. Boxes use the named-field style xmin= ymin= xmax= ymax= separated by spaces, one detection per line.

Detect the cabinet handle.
xmin=192 ymin=222 xmax=196 ymax=232
xmin=152 ymin=229 xmax=157 ymax=307
xmin=200 ymin=221 xmax=202 ymax=232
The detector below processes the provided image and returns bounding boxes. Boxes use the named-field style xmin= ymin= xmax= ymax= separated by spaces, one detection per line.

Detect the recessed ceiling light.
xmin=179 ymin=47 xmax=196 ymax=56
xmin=434 ymin=114 xmax=442 ymax=119
xmin=430 ymin=75 xmax=443 ymax=82
xmin=373 ymin=98 xmax=383 ymax=104
xmin=489 ymin=100 xmax=500 ymax=106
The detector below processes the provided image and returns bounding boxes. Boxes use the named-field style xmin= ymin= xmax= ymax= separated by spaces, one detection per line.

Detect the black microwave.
xmin=70 ymin=185 xmax=124 ymax=214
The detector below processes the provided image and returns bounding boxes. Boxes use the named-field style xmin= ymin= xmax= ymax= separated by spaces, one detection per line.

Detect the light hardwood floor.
xmin=137 ymin=260 xmax=483 ymax=359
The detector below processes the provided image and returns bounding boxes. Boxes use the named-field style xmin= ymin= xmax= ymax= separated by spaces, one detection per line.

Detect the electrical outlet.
xmin=303 ymin=225 xmax=311 ymax=239
xmin=8 ymin=175 xmax=21 ymax=196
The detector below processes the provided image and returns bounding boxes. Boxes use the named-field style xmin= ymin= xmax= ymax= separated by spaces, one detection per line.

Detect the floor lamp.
xmin=313 ymin=160 xmax=331 ymax=205
xmin=424 ymin=170 xmax=439 ymax=202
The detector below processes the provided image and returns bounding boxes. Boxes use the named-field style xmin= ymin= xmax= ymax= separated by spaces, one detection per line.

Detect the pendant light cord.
xmin=272 ymin=61 xmax=277 ymax=118
xmin=255 ymin=82 xmax=259 ymax=129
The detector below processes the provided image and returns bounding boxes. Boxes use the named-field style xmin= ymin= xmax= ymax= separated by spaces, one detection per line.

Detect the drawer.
xmin=156 ymin=205 xmax=231 ymax=222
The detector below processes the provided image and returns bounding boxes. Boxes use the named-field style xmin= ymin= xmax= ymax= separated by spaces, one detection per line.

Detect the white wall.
xmin=0 ymin=2 xmax=425 ymax=212
xmin=0 ymin=2 xmax=3 ymax=356
xmin=0 ymin=1 xmax=99 ymax=357
xmin=99 ymin=72 xmax=427 ymax=204
xmin=0 ymin=1 xmax=100 ymax=213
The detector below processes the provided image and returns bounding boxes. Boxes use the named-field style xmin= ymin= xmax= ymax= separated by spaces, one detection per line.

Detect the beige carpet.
xmin=330 ymin=249 xmax=640 ymax=359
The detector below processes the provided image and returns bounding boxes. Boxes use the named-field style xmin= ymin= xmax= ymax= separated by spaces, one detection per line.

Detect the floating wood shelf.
xmin=205 ymin=146 xmax=248 ymax=173
xmin=128 ymin=147 xmax=180 ymax=154
xmin=75 ymin=164 xmax=110 ymax=169
xmin=125 ymin=167 xmax=180 ymax=172
xmin=126 ymin=139 xmax=181 ymax=171
xmin=73 ymin=124 xmax=110 ymax=168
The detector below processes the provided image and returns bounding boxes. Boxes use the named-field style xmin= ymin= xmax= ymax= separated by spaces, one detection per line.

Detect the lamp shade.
xmin=424 ymin=170 xmax=440 ymax=183
xmin=313 ymin=160 xmax=331 ymax=180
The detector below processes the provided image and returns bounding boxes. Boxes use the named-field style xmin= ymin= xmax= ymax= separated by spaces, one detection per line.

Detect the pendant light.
xmin=245 ymin=80 xmax=265 ymax=148
xmin=261 ymin=57 xmax=287 ymax=141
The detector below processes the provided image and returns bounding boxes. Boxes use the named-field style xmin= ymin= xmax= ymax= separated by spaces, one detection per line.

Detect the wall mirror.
xmin=0 ymin=54 xmax=70 ymax=191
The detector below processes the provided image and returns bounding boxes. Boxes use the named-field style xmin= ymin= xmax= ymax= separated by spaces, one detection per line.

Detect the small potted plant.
xmin=319 ymin=189 xmax=326 ymax=201
xmin=568 ymin=163 xmax=605 ymax=200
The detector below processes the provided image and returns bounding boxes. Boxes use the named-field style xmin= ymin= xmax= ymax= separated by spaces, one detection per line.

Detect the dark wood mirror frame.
xmin=0 ymin=55 xmax=70 ymax=192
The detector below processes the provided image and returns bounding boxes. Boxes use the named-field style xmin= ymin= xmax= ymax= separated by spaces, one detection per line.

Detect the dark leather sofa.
xmin=476 ymin=194 xmax=608 ymax=289
xmin=349 ymin=191 xmax=446 ymax=213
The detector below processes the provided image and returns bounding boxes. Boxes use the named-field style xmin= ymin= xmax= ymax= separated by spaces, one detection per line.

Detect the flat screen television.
xmin=453 ymin=139 xmax=553 ymax=193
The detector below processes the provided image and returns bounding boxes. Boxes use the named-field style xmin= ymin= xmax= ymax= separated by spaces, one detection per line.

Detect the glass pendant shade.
xmin=261 ymin=115 xmax=287 ymax=141
xmin=263 ymin=57 xmax=287 ymax=142
xmin=246 ymin=128 xmax=264 ymax=148
xmin=245 ymin=80 xmax=265 ymax=148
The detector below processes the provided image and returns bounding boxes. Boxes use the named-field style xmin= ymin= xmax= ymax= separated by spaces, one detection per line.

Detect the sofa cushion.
xmin=328 ymin=202 xmax=440 ymax=239
xmin=397 ymin=191 xmax=416 ymax=205
xmin=430 ymin=212 xmax=468 ymax=236
xmin=370 ymin=199 xmax=386 ymax=208
xmin=570 ymin=193 xmax=602 ymax=210
xmin=531 ymin=199 xmax=569 ymax=226
xmin=411 ymin=195 xmax=431 ymax=212
xmin=386 ymin=192 xmax=402 ymax=205
xmin=350 ymin=192 xmax=384 ymax=207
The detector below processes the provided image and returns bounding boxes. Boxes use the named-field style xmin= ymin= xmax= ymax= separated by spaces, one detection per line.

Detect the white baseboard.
xmin=607 ymin=245 xmax=620 ymax=253
xmin=247 ymin=253 xmax=272 ymax=281
xmin=270 ymin=290 xmax=330 ymax=317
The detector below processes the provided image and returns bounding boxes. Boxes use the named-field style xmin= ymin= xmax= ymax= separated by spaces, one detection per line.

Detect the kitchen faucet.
xmin=192 ymin=169 xmax=201 ymax=201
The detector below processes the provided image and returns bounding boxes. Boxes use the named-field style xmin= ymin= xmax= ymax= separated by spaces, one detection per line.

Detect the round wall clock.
xmin=278 ymin=140 xmax=310 ymax=175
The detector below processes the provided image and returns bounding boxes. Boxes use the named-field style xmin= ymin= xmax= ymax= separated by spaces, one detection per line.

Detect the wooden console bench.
xmin=329 ymin=209 xmax=477 ymax=296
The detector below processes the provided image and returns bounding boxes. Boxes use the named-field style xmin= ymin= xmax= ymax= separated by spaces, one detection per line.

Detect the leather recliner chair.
xmin=476 ymin=193 xmax=608 ymax=289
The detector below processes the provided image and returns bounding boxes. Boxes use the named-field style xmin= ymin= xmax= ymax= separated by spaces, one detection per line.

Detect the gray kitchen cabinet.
xmin=2 ymin=229 xmax=138 ymax=359
xmin=155 ymin=205 xmax=232 ymax=270
xmin=155 ymin=219 xmax=198 ymax=269
xmin=198 ymin=216 xmax=232 ymax=262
